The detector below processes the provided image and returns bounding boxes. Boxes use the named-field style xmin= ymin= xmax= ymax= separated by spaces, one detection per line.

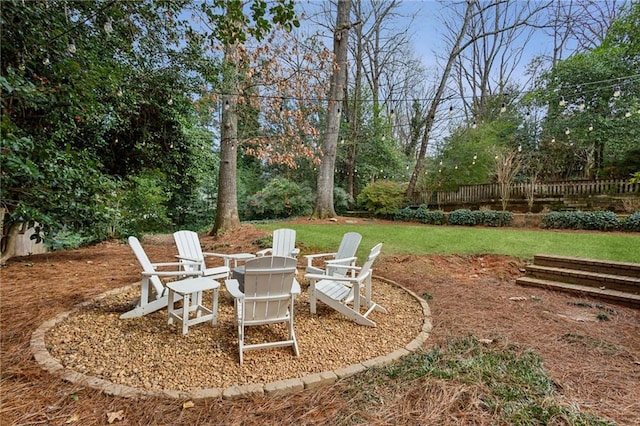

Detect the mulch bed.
xmin=1 ymin=222 xmax=639 ymax=425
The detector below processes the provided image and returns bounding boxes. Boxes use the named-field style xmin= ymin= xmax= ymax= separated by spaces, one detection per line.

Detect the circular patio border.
xmin=31 ymin=276 xmax=432 ymax=400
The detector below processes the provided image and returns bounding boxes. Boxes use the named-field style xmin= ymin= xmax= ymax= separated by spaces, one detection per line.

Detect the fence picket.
xmin=420 ymin=179 xmax=639 ymax=207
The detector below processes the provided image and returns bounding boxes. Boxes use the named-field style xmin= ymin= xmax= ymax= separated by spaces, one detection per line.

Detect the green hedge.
xmin=394 ymin=205 xmax=444 ymax=225
xmin=394 ymin=207 xmax=638 ymax=232
xmin=622 ymin=211 xmax=640 ymax=232
xmin=541 ymin=211 xmax=621 ymax=231
xmin=447 ymin=209 xmax=513 ymax=227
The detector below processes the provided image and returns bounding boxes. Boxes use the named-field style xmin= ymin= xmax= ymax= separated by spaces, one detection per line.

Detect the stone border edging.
xmin=31 ymin=276 xmax=432 ymax=400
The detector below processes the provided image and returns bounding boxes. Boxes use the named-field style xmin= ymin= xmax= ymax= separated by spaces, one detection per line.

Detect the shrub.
xmin=357 ymin=180 xmax=408 ymax=217
xmin=333 ymin=186 xmax=353 ymax=215
xmin=482 ymin=210 xmax=513 ymax=227
xmin=447 ymin=209 xmax=513 ymax=227
xmin=394 ymin=206 xmax=417 ymax=222
xmin=448 ymin=209 xmax=483 ymax=226
xmin=415 ymin=205 xmax=445 ymax=225
xmin=244 ymin=177 xmax=313 ymax=220
xmin=623 ymin=211 xmax=640 ymax=232
xmin=118 ymin=171 xmax=172 ymax=237
xmin=541 ymin=211 xmax=621 ymax=231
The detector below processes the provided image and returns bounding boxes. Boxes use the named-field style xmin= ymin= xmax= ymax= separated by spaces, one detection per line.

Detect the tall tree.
xmin=312 ymin=0 xmax=352 ymax=218
xmin=406 ymin=0 xmax=551 ymax=199
xmin=193 ymin=0 xmax=302 ymax=235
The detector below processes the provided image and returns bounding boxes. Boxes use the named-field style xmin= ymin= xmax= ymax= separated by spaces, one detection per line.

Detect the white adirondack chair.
xmin=226 ymin=256 xmax=300 ymax=364
xmin=121 ymin=236 xmax=202 ymax=319
xmin=304 ymin=232 xmax=362 ymax=277
xmin=173 ymin=230 xmax=230 ymax=279
xmin=256 ymin=228 xmax=300 ymax=258
xmin=304 ymin=243 xmax=387 ymax=327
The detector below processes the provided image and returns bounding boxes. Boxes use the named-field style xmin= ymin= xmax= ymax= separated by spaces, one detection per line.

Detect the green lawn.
xmin=256 ymin=223 xmax=640 ymax=263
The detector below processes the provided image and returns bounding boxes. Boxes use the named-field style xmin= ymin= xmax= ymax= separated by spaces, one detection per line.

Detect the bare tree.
xmin=493 ymin=147 xmax=523 ymax=211
xmin=544 ymin=0 xmax=623 ymax=66
xmin=452 ymin=0 xmax=543 ymax=121
xmin=313 ymin=0 xmax=352 ymax=218
xmin=406 ymin=0 xmax=552 ymax=199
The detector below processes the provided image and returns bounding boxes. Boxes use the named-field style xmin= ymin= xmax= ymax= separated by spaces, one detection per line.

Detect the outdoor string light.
xmin=613 ymin=85 xmax=621 ymax=97
xmin=104 ymin=18 xmax=113 ymax=33
xmin=578 ymin=98 xmax=586 ymax=111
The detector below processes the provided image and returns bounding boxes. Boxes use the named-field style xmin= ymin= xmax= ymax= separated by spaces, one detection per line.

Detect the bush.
xmin=481 ymin=210 xmax=513 ymax=227
xmin=623 ymin=211 xmax=640 ymax=232
xmin=333 ymin=186 xmax=353 ymax=215
xmin=394 ymin=206 xmax=417 ymax=222
xmin=415 ymin=205 xmax=445 ymax=225
xmin=118 ymin=171 xmax=172 ymax=237
xmin=448 ymin=209 xmax=483 ymax=226
xmin=447 ymin=209 xmax=513 ymax=227
xmin=541 ymin=211 xmax=621 ymax=231
xmin=244 ymin=177 xmax=313 ymax=220
xmin=44 ymin=229 xmax=89 ymax=251
xmin=357 ymin=180 xmax=408 ymax=217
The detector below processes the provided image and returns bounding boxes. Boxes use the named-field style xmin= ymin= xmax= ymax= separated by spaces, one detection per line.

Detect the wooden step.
xmin=525 ymin=265 xmax=640 ymax=294
xmin=533 ymin=254 xmax=640 ymax=278
xmin=516 ymin=277 xmax=640 ymax=308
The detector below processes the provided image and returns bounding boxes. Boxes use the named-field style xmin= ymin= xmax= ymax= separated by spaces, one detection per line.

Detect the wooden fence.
xmin=418 ymin=179 xmax=639 ymax=208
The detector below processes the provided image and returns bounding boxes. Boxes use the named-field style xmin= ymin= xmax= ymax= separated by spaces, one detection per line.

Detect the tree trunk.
xmin=0 ymin=221 xmax=21 ymax=265
xmin=313 ymin=0 xmax=352 ymax=219
xmin=211 ymin=42 xmax=241 ymax=235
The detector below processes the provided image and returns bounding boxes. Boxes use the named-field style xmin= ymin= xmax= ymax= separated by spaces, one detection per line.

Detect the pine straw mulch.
xmin=1 ymin=222 xmax=639 ymax=425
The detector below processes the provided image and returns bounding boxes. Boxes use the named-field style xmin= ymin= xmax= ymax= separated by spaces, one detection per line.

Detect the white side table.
xmin=167 ymin=277 xmax=220 ymax=335
xmin=218 ymin=252 xmax=256 ymax=268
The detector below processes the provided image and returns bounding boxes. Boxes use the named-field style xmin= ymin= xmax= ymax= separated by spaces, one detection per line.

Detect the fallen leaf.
xmin=478 ymin=338 xmax=494 ymax=344
xmin=106 ymin=410 xmax=125 ymax=424
xmin=65 ymin=413 xmax=80 ymax=424
xmin=183 ymin=400 xmax=195 ymax=409
xmin=509 ymin=296 xmax=528 ymax=301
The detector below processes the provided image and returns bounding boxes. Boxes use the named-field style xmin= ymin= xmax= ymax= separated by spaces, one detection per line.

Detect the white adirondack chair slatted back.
xmin=330 ymin=232 xmax=362 ymax=276
xmin=271 ymin=228 xmax=297 ymax=257
xmin=242 ymin=256 xmax=298 ymax=323
xmin=128 ymin=236 xmax=165 ymax=297
xmin=173 ymin=230 xmax=205 ymax=273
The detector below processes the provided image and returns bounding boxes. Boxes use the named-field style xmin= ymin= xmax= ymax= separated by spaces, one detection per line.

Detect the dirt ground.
xmin=1 ymin=219 xmax=639 ymax=425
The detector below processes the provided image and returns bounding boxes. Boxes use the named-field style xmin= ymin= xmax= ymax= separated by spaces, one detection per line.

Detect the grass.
xmin=256 ymin=223 xmax=640 ymax=263
xmin=345 ymin=336 xmax=615 ymax=425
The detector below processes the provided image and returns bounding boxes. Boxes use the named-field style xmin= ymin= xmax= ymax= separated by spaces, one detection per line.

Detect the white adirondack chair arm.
xmin=304 ymin=271 xmax=368 ymax=283
xmin=326 ymin=263 xmax=362 ymax=275
xmin=292 ymin=278 xmax=301 ymax=295
xmin=202 ymin=252 xmax=230 ymax=258
xmin=325 ymin=256 xmax=357 ymax=265
xmin=225 ymin=279 xmax=244 ymax=299
xmin=304 ymin=252 xmax=337 ymax=267
xmin=175 ymin=254 xmax=200 ymax=262
xmin=142 ymin=270 xmax=201 ymax=277
xmin=151 ymin=261 xmax=192 ymax=268
xmin=255 ymin=248 xmax=272 ymax=256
